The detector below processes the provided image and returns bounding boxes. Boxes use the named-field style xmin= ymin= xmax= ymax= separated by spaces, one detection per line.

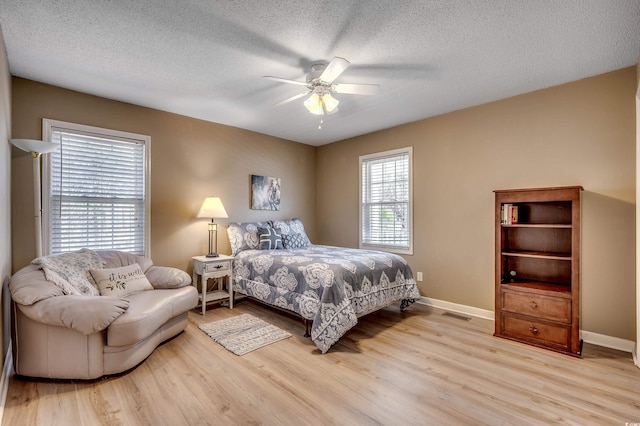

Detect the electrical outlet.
xmin=417 ymin=272 xmax=423 ymax=281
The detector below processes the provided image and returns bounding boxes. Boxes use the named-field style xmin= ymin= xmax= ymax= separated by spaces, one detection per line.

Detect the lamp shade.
xmin=10 ymin=138 xmax=59 ymax=154
xmin=196 ymin=197 xmax=228 ymax=219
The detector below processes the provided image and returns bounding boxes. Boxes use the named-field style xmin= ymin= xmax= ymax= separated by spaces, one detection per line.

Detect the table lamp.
xmin=196 ymin=197 xmax=228 ymax=257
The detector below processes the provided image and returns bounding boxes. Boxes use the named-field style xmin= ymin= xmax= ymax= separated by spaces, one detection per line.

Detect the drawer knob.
xmin=529 ymin=326 xmax=539 ymax=335
xmin=529 ymin=301 xmax=538 ymax=309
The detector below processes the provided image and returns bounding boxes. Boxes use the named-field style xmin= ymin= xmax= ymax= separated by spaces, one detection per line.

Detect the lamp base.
xmin=206 ymin=252 xmax=220 ymax=258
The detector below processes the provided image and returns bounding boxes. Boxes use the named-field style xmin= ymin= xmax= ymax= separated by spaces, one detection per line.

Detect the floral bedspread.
xmin=232 ymin=245 xmax=420 ymax=353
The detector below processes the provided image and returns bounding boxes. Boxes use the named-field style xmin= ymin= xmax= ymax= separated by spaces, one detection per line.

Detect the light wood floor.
xmin=3 ymin=300 xmax=640 ymax=425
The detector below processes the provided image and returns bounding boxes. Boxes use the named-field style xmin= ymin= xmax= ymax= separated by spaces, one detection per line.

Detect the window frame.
xmin=42 ymin=118 xmax=151 ymax=257
xmin=359 ymin=146 xmax=413 ymax=255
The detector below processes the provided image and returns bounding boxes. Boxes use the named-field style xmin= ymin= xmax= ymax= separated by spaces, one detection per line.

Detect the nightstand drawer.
xmin=501 ymin=313 xmax=570 ymax=349
xmin=204 ymin=261 xmax=231 ymax=273
xmin=502 ymin=290 xmax=571 ymax=323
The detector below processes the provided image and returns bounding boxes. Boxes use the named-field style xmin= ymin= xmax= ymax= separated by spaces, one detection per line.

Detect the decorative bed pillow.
xmin=257 ymin=226 xmax=283 ymax=250
xmin=227 ymin=221 xmax=271 ymax=255
xmin=282 ymin=232 xmax=309 ymax=249
xmin=90 ymin=263 xmax=153 ymax=297
xmin=31 ymin=248 xmax=104 ymax=296
xmin=273 ymin=218 xmax=311 ymax=248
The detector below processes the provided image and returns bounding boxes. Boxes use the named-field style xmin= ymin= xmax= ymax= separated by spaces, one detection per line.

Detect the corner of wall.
xmin=635 ymin=60 xmax=639 ymax=368
xmin=0 ymin=20 xmax=13 ymax=419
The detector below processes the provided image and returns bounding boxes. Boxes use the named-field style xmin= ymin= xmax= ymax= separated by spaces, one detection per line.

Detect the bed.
xmin=227 ymin=219 xmax=421 ymax=353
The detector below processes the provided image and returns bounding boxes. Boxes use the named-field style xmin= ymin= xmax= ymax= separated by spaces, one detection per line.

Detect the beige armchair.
xmin=9 ymin=250 xmax=198 ymax=380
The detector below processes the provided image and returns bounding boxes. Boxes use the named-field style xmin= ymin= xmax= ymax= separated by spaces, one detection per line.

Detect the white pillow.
xmin=90 ymin=263 xmax=153 ymax=297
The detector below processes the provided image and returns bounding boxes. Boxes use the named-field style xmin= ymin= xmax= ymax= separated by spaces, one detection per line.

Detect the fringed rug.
xmin=198 ymin=313 xmax=291 ymax=355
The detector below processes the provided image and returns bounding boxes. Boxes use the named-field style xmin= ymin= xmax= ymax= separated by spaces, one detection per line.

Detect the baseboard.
xmin=0 ymin=341 xmax=12 ymax=425
xmin=417 ymin=296 xmax=495 ymax=320
xmin=417 ymin=297 xmax=635 ymax=354
xmin=581 ymin=331 xmax=635 ymax=353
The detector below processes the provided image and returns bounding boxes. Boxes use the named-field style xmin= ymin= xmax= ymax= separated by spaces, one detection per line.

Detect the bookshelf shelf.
xmin=501 ymin=250 xmax=572 ymax=260
xmin=494 ymin=186 xmax=582 ymax=356
xmin=502 ymin=224 xmax=572 ymax=229
xmin=502 ymin=281 xmax=572 ymax=294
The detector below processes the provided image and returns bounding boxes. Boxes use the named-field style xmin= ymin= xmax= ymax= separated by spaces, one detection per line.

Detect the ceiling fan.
xmin=264 ymin=57 xmax=380 ymax=115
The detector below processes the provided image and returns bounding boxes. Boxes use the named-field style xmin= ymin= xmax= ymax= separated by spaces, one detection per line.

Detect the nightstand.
xmin=192 ymin=254 xmax=234 ymax=315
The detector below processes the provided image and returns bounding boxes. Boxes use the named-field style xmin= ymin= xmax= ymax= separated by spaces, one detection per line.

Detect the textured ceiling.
xmin=1 ymin=1 xmax=639 ymax=146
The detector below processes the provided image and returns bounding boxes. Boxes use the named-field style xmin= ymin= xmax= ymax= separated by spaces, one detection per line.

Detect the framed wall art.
xmin=251 ymin=174 xmax=281 ymax=211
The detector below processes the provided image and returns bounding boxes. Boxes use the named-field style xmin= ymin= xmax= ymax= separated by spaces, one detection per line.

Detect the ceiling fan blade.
xmin=333 ymin=83 xmax=380 ymax=95
xmin=273 ymin=91 xmax=310 ymax=106
xmin=319 ymin=57 xmax=350 ymax=84
xmin=263 ymin=76 xmax=308 ymax=86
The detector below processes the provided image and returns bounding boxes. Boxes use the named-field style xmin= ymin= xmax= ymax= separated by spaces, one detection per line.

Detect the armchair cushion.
xmin=107 ymin=287 xmax=196 ymax=346
xmin=17 ymin=295 xmax=130 ymax=335
xmin=98 ymin=250 xmax=153 ymax=272
xmin=145 ymin=265 xmax=191 ymax=289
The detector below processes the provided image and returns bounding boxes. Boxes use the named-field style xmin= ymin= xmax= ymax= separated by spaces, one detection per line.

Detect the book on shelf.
xmin=501 ymin=204 xmax=518 ymax=225
xmin=501 ymin=204 xmax=509 ymax=224
xmin=509 ymin=205 xmax=518 ymax=224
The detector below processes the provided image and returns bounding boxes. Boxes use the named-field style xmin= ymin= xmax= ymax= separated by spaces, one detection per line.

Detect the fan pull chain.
xmin=318 ymin=118 xmax=324 ymax=130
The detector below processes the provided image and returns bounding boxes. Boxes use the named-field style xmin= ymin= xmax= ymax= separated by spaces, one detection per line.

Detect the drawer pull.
xmin=529 ymin=301 xmax=538 ymax=309
xmin=529 ymin=326 xmax=539 ymax=335
xmin=214 ymin=265 xmax=223 ymax=269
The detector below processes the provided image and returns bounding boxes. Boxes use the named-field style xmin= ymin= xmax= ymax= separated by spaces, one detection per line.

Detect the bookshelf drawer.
xmin=502 ymin=290 xmax=571 ymax=323
xmin=501 ymin=314 xmax=570 ymax=349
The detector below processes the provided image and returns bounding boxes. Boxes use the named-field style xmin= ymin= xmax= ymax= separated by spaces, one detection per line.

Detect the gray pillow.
xmin=282 ymin=232 xmax=309 ymax=249
xmin=227 ymin=221 xmax=271 ymax=255
xmin=272 ymin=218 xmax=311 ymax=246
xmin=258 ymin=226 xmax=284 ymax=250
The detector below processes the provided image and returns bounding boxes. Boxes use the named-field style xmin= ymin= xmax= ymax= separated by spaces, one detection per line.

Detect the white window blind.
xmin=360 ymin=147 xmax=413 ymax=255
xmin=42 ymin=119 xmax=150 ymax=256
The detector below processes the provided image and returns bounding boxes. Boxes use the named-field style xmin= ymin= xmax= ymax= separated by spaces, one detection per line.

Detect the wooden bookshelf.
xmin=494 ymin=186 xmax=582 ymax=356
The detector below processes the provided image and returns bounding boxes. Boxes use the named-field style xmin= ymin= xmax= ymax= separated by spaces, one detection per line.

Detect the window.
xmin=42 ymin=119 xmax=150 ymax=256
xmin=360 ymin=147 xmax=413 ymax=255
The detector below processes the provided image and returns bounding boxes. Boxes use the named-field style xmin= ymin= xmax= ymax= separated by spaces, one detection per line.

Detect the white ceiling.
xmin=1 ymin=1 xmax=639 ymax=146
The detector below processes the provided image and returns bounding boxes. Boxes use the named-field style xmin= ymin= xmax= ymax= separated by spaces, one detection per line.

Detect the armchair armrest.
xmin=9 ymin=265 xmax=65 ymax=305
xmin=145 ymin=265 xmax=191 ymax=289
xmin=16 ymin=295 xmax=129 ymax=335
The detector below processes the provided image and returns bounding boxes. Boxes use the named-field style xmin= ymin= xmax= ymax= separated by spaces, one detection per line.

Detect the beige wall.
xmin=10 ymin=78 xmax=317 ymax=273
xmin=0 ymin=25 xmax=11 ymax=367
xmin=317 ymin=67 xmax=637 ymax=340
xmin=636 ymin=62 xmax=639 ymax=362
xmin=8 ymin=67 xmax=637 ymax=342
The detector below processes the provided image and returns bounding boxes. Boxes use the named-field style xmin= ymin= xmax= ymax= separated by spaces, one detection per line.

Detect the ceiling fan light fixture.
xmin=304 ymin=91 xmax=339 ymax=115
xmin=304 ymin=93 xmax=324 ymax=115
xmin=267 ymin=57 xmax=378 ymax=120
xmin=322 ymin=93 xmax=339 ymax=113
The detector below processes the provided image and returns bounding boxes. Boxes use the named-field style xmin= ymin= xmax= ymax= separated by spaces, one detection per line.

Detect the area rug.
xmin=198 ymin=313 xmax=292 ymax=355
